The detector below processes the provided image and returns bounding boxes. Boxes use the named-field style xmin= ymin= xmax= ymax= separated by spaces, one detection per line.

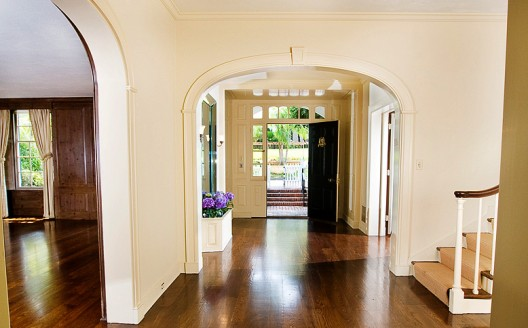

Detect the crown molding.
xmin=159 ymin=0 xmax=181 ymax=20
xmin=158 ymin=5 xmax=506 ymax=23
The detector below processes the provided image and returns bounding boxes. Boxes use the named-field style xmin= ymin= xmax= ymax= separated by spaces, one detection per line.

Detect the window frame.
xmin=13 ymin=110 xmax=44 ymax=190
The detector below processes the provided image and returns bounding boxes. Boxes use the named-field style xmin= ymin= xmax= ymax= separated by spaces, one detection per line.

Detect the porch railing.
xmin=266 ymin=163 xmax=307 ymax=189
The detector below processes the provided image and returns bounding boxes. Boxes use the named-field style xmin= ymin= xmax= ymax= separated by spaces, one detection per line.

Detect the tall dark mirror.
xmin=201 ymin=95 xmax=217 ymax=193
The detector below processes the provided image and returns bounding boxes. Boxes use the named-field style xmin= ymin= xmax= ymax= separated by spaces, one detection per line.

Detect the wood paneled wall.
xmin=0 ymin=98 xmax=96 ymax=219
xmin=52 ymin=102 xmax=97 ymax=220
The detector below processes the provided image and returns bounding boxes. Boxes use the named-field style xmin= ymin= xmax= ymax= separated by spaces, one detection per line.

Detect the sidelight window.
xmin=252 ymin=125 xmax=264 ymax=177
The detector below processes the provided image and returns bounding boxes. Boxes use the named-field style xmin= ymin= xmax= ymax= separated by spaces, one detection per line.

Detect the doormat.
xmin=3 ymin=217 xmax=44 ymax=224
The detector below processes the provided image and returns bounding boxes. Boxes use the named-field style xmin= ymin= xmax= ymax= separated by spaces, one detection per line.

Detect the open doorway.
xmin=266 ymin=123 xmax=309 ymax=217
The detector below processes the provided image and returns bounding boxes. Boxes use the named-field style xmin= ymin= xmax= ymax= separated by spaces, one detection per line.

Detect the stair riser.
xmin=438 ymin=248 xmax=492 ymax=287
xmin=465 ymin=233 xmax=493 ymax=260
xmin=267 ymin=189 xmax=303 ymax=194
xmin=267 ymin=202 xmax=306 ymax=206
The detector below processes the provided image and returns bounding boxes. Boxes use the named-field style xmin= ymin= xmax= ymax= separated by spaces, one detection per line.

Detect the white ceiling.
xmin=0 ymin=0 xmax=508 ymax=99
xmin=0 ymin=0 xmax=93 ymax=98
xmin=169 ymin=0 xmax=507 ymax=14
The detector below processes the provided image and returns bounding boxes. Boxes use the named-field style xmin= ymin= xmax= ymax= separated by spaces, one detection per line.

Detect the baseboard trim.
xmin=185 ymin=261 xmax=202 ymax=274
xmin=390 ymin=264 xmax=412 ymax=276
xmin=343 ymin=214 xmax=360 ymax=229
xmin=135 ymin=264 xmax=181 ymax=322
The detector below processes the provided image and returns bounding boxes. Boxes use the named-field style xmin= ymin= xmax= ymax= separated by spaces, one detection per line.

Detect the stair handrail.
xmin=451 ymin=184 xmax=499 ymax=310
xmin=454 ymin=185 xmax=499 ymax=199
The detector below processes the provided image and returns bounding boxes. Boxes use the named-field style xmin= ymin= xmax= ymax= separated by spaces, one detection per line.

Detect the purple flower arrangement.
xmin=202 ymin=191 xmax=235 ymax=218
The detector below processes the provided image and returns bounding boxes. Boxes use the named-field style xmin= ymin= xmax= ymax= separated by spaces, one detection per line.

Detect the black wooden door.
xmin=308 ymin=121 xmax=339 ymax=223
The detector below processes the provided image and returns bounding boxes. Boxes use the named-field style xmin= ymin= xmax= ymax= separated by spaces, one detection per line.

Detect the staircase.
xmin=412 ymin=185 xmax=499 ymax=314
xmin=266 ymin=188 xmax=307 ymax=206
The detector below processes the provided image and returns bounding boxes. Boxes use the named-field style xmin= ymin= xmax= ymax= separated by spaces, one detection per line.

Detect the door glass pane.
xmin=279 ymin=106 xmax=288 ymax=119
xmin=315 ymin=106 xmax=326 ymax=119
xmin=252 ymin=125 xmax=263 ymax=176
xmin=300 ymin=106 xmax=309 ymax=119
xmin=269 ymin=106 xmax=278 ymax=119
xmin=252 ymin=106 xmax=263 ymax=119
xmin=288 ymin=106 xmax=299 ymax=119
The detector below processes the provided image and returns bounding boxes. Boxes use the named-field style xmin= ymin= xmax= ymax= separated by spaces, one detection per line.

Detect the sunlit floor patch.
xmin=3 ymin=217 xmax=44 ymax=224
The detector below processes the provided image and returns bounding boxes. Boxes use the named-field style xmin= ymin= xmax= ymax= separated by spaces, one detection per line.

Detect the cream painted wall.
xmin=98 ymin=0 xmax=184 ymax=322
xmin=490 ymin=1 xmax=528 ymax=326
xmin=175 ymin=17 xmax=506 ymax=266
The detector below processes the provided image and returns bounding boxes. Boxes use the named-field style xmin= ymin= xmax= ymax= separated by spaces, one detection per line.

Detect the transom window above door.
xmin=265 ymin=106 xmax=311 ymax=120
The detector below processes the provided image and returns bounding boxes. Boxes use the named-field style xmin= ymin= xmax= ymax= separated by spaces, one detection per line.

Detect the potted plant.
xmin=201 ymin=191 xmax=235 ymax=252
xmin=202 ymin=191 xmax=234 ymax=218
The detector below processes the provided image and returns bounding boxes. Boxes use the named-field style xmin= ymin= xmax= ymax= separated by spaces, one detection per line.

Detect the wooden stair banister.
xmin=454 ymin=185 xmax=499 ymax=199
xmin=450 ymin=184 xmax=499 ymax=313
xmin=412 ymin=185 xmax=499 ymax=313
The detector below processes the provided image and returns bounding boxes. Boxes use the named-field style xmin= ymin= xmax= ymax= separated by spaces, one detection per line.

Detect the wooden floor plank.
xmin=4 ymin=218 xmax=491 ymax=327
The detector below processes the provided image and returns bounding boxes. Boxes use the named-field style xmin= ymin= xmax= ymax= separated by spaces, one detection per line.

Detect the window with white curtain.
xmin=14 ymin=110 xmax=43 ymax=188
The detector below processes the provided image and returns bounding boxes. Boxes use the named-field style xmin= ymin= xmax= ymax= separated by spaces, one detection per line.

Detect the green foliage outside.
xmin=267 ymin=122 xmax=308 ymax=165
xmin=18 ymin=142 xmax=43 ymax=187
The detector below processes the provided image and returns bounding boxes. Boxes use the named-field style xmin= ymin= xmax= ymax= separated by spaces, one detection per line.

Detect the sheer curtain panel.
xmin=29 ymin=110 xmax=55 ymax=218
xmin=0 ymin=111 xmax=9 ymax=218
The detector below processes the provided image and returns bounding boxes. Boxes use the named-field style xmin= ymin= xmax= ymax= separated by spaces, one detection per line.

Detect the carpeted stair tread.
xmin=463 ymin=233 xmax=493 ymax=259
xmin=437 ymin=247 xmax=492 ymax=285
xmin=413 ymin=262 xmax=474 ymax=305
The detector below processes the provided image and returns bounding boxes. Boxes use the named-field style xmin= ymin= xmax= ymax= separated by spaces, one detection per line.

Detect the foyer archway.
xmin=53 ymin=0 xmax=139 ymax=323
xmin=181 ymin=52 xmax=416 ymax=277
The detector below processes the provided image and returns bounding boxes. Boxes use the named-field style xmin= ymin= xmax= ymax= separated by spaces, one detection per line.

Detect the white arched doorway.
xmin=53 ymin=0 xmax=139 ymax=324
xmin=181 ymin=51 xmax=416 ymax=277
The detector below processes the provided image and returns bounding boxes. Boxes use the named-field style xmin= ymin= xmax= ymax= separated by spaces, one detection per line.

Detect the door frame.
xmin=365 ymin=103 xmax=397 ymax=236
xmin=379 ymin=110 xmax=395 ymax=236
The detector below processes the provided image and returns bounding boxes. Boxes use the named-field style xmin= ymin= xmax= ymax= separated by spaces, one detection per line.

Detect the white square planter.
xmin=202 ymin=209 xmax=232 ymax=252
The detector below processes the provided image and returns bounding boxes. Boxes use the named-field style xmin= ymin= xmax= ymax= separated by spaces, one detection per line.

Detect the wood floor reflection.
xmin=109 ymin=218 xmax=490 ymax=328
xmin=4 ymin=218 xmax=491 ymax=327
xmin=4 ymin=220 xmax=102 ymax=328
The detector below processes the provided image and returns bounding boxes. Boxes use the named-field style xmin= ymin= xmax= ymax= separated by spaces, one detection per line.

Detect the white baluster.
xmin=473 ymin=198 xmax=483 ymax=295
xmin=454 ymin=198 xmax=466 ymax=290
xmin=491 ymin=194 xmax=499 ymax=276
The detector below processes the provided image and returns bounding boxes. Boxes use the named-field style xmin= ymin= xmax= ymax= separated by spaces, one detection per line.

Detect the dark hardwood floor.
xmin=4 ymin=219 xmax=102 ymax=328
xmin=4 ymin=218 xmax=491 ymax=327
